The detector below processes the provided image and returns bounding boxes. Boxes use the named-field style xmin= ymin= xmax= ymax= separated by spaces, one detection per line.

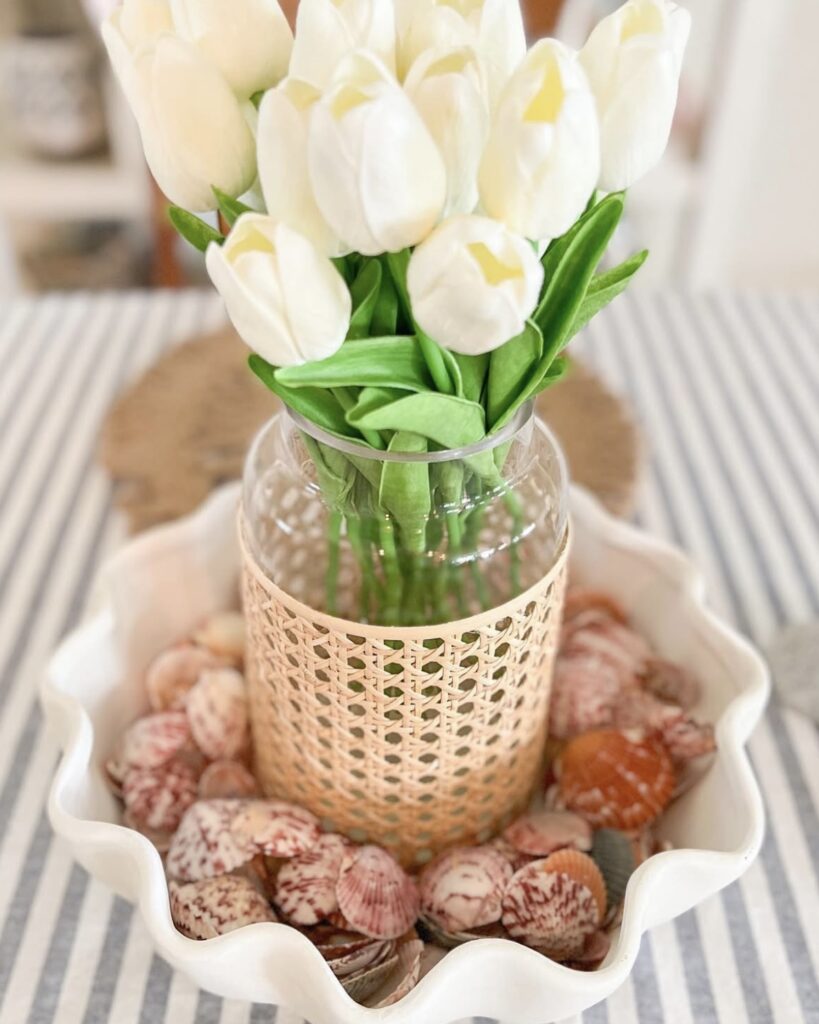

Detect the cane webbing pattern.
xmin=241 ymin=522 xmax=569 ymax=867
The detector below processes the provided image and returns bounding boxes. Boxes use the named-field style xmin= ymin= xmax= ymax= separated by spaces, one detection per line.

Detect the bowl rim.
xmin=41 ymin=484 xmax=770 ymax=1023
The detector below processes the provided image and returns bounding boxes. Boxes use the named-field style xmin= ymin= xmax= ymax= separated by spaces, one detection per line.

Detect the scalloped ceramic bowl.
xmin=42 ymin=484 xmax=769 ymax=1024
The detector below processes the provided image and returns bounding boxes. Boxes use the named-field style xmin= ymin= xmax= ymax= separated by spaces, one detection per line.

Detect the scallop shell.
xmin=146 ymin=644 xmax=224 ymax=712
xmin=186 ymin=668 xmax=249 ymax=762
xmin=563 ymin=589 xmax=628 ymax=626
xmin=166 ymin=799 xmax=255 ymax=881
xmin=365 ymin=937 xmax=425 ymax=1008
xmin=229 ymin=799 xmax=321 ymax=859
xmin=122 ymin=757 xmax=199 ymax=834
xmin=336 ymin=845 xmax=420 ymax=940
xmin=169 ymin=874 xmax=276 ymax=939
xmin=613 ymin=692 xmax=716 ymax=763
xmin=501 ymin=859 xmax=600 ymax=957
xmin=549 ymin=653 xmax=622 ymax=739
xmin=556 ymin=730 xmax=676 ymax=830
xmin=192 ymin=612 xmax=246 ymax=665
xmin=419 ymin=846 xmax=512 ymax=933
xmin=122 ymin=808 xmax=173 ymax=854
xmin=561 ymin=620 xmax=651 ymax=688
xmin=565 ymin=928 xmax=612 ymax=970
xmin=275 ymin=833 xmax=350 ymax=926
xmin=590 ymin=828 xmax=637 ymax=909
xmin=503 ymin=811 xmax=593 ymax=858
xmin=539 ymin=849 xmax=606 ymax=920
xmin=642 ymin=657 xmax=701 ymax=710
xmin=417 ymin=914 xmax=507 ymax=949
xmin=660 ymin=716 xmax=716 ymax=762
xmin=342 ymin=950 xmax=399 ymax=1001
xmin=121 ymin=710 xmax=191 ymax=770
xmin=312 ymin=927 xmax=392 ymax=973
xmin=485 ymin=836 xmax=533 ymax=873
xmin=198 ymin=759 xmax=259 ymax=800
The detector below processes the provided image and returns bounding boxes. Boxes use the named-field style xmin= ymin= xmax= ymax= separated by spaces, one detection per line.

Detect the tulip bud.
xmin=206 ymin=215 xmax=352 ymax=367
xmin=404 ymin=45 xmax=490 ymax=218
xmin=102 ymin=20 xmax=257 ymax=211
xmin=397 ymin=0 xmax=525 ymax=100
xmin=290 ymin=0 xmax=397 ymax=90
xmin=119 ymin=0 xmax=173 ymax=49
xmin=169 ymin=0 xmax=292 ymax=99
xmin=308 ymin=51 xmax=446 ymax=255
xmin=580 ymin=0 xmax=691 ymax=191
xmin=257 ymin=79 xmax=347 ymax=256
xmin=407 ymin=215 xmax=543 ymax=355
xmin=478 ymin=39 xmax=600 ymax=242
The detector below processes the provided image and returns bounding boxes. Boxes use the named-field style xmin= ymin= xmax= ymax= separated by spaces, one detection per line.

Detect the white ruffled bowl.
xmin=42 ymin=484 xmax=769 ymax=1024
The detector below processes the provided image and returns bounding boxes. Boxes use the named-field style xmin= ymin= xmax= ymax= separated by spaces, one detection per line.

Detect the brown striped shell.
xmin=122 ymin=711 xmax=192 ymax=770
xmin=418 ymin=846 xmax=513 ymax=933
xmin=169 ymin=874 xmax=276 ymax=939
xmin=274 ymin=833 xmax=350 ymax=926
xmin=336 ymin=845 xmax=419 ymax=940
xmin=166 ymin=799 xmax=255 ymax=881
xmin=229 ymin=799 xmax=320 ymax=859
xmin=122 ymin=757 xmax=199 ymax=834
xmin=186 ymin=668 xmax=249 ymax=762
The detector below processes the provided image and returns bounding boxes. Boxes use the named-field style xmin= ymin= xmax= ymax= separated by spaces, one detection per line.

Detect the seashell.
xmin=660 ymin=716 xmax=716 ymax=763
xmin=418 ymin=846 xmax=512 ymax=933
xmin=166 ymin=799 xmax=255 ymax=881
xmin=549 ymin=653 xmax=622 ymax=739
xmin=312 ymin=927 xmax=391 ymax=971
xmin=503 ymin=811 xmax=593 ymax=859
xmin=417 ymin=913 xmax=507 ymax=949
xmin=563 ymin=588 xmax=629 ymax=626
xmin=501 ymin=858 xmax=600 ymax=957
xmin=565 ymin=928 xmax=612 ymax=970
xmin=146 ymin=644 xmax=225 ymax=712
xmin=232 ymin=853 xmax=280 ymax=900
xmin=365 ymin=937 xmax=425 ymax=1008
xmin=186 ymin=668 xmax=249 ymax=762
xmin=169 ymin=874 xmax=276 ymax=939
xmin=122 ymin=757 xmax=199 ymax=834
xmin=104 ymin=755 xmax=127 ymax=797
xmin=642 ymin=657 xmax=701 ymax=710
xmin=590 ymin=828 xmax=637 ymax=910
xmin=342 ymin=950 xmax=399 ymax=1001
xmin=230 ymin=799 xmax=321 ymax=859
xmin=275 ymin=833 xmax=350 ymax=926
xmin=539 ymin=849 xmax=606 ymax=920
xmin=336 ymin=845 xmax=420 ymax=940
xmin=192 ymin=611 xmax=246 ymax=665
xmin=122 ymin=710 xmax=192 ymax=770
xmin=556 ymin=730 xmax=676 ymax=831
xmin=561 ymin=620 xmax=651 ymax=688
xmin=122 ymin=808 xmax=173 ymax=854
xmin=612 ymin=691 xmax=716 ymax=763
xmin=198 ymin=759 xmax=259 ymax=800
xmin=486 ymin=836 xmax=533 ymax=873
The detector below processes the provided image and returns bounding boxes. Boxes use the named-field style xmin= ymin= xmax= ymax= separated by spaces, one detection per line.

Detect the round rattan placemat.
xmin=99 ymin=327 xmax=641 ymax=533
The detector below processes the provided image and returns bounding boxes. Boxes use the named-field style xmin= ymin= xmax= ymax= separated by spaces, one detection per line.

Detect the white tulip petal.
xmin=291 ymin=0 xmax=396 ymax=90
xmin=119 ymin=0 xmax=173 ymax=49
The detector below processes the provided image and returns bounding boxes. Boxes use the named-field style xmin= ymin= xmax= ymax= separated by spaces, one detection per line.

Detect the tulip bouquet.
xmin=104 ymin=0 xmax=690 ymax=626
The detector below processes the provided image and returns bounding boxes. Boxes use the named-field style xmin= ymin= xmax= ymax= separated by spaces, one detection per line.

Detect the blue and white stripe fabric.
xmin=0 ymin=289 xmax=817 ymax=1024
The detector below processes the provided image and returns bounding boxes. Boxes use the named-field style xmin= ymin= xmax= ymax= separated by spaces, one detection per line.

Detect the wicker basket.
xmin=241 ymin=517 xmax=569 ymax=867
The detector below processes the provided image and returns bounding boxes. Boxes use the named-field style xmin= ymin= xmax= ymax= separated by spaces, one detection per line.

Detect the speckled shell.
xmin=186 ymin=668 xmax=249 ymax=761
xmin=613 ymin=692 xmax=716 ymax=763
xmin=313 ymin=927 xmax=392 ymax=973
xmin=565 ymin=928 xmax=612 ymax=971
xmin=122 ymin=711 xmax=192 ymax=770
xmin=198 ymin=759 xmax=258 ymax=800
xmin=122 ymin=757 xmax=199 ymax=834
xmin=591 ymin=828 xmax=637 ymax=909
xmin=642 ymin=658 xmax=701 ymax=710
xmin=503 ymin=811 xmax=593 ymax=858
xmin=660 ymin=716 xmax=716 ymax=762
xmin=366 ymin=937 xmax=425 ymax=1008
xmin=418 ymin=846 xmax=513 ymax=933
xmin=557 ymin=730 xmax=676 ymax=830
xmin=549 ymin=653 xmax=623 ymax=739
xmin=169 ymin=875 xmax=276 ymax=939
xmin=501 ymin=859 xmax=600 ymax=957
xmin=192 ymin=612 xmax=246 ymax=665
xmin=336 ymin=846 xmax=420 ymax=940
xmin=229 ymin=799 xmax=321 ymax=858
xmin=561 ymin=620 xmax=651 ymax=688
xmin=146 ymin=644 xmax=224 ymax=712
xmin=539 ymin=850 xmax=606 ymax=920
xmin=166 ymin=799 xmax=255 ymax=881
xmin=341 ymin=949 xmax=399 ymax=1001
xmin=122 ymin=808 xmax=173 ymax=854
xmin=275 ymin=834 xmax=349 ymax=926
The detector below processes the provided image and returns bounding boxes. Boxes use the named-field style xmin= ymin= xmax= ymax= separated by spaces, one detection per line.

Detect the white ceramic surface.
xmin=42 ymin=484 xmax=769 ymax=1024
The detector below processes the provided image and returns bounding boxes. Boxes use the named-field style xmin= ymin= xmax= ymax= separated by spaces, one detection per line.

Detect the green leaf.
xmin=347 ymin=259 xmax=382 ymax=339
xmin=371 ymin=265 xmax=399 ymax=336
xmin=539 ymin=191 xmax=624 ymax=293
xmin=348 ymin=392 xmax=486 ymax=450
xmin=168 ymin=206 xmax=223 ymax=252
xmin=487 ymin=320 xmax=543 ymax=429
xmin=275 ymin=337 xmax=433 ymax=392
xmin=567 ymin=250 xmax=648 ymax=339
xmin=212 ymin=187 xmax=253 ymax=227
xmin=384 ymin=249 xmax=412 ymax=325
xmin=453 ymin=353 xmax=489 ymax=405
xmin=379 ymin=432 xmax=431 ymax=552
xmin=301 ymin=435 xmax=354 ymax=509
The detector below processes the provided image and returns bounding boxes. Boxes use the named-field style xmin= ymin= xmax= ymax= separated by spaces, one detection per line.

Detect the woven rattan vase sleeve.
xmin=241 ymin=516 xmax=570 ymax=868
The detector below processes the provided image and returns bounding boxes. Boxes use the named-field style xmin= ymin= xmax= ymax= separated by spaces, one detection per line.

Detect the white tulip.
xmin=257 ymin=79 xmax=346 ymax=256
xmin=478 ymin=39 xmax=600 ymax=242
xmin=169 ymin=0 xmax=292 ymax=98
xmin=404 ymin=45 xmax=490 ymax=217
xmin=308 ymin=51 xmax=446 ymax=255
xmin=407 ymin=215 xmax=543 ymax=355
xmin=580 ymin=0 xmax=691 ymax=191
xmin=118 ymin=0 xmax=173 ymax=49
xmin=397 ymin=0 xmax=525 ymax=100
xmin=102 ymin=21 xmax=257 ymax=211
xmin=206 ymin=215 xmax=351 ymax=367
xmin=290 ymin=0 xmax=396 ymax=90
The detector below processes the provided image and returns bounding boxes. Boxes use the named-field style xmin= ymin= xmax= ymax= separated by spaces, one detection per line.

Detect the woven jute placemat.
xmin=99 ymin=328 xmax=641 ymax=532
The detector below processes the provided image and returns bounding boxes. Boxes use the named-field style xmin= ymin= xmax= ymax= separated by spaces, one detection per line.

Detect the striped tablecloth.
xmin=1 ymin=289 xmax=818 ymax=1024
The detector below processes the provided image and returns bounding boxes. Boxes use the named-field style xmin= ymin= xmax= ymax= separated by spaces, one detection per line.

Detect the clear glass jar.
xmin=242 ymin=402 xmax=568 ymax=627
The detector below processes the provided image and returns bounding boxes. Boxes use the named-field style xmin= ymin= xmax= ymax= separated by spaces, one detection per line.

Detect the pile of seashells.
xmin=105 ymin=589 xmax=715 ymax=1004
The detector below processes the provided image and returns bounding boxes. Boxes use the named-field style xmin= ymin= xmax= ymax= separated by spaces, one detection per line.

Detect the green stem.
xmin=332 ymin=387 xmax=386 ymax=450
xmin=502 ymin=489 xmax=524 ymax=597
xmin=379 ymin=518 xmax=402 ymax=625
xmin=445 ymin=512 xmax=468 ymax=618
xmin=347 ymin=517 xmax=373 ymax=621
xmin=326 ymin=511 xmax=342 ymax=615
xmin=418 ymin=334 xmax=454 ymax=395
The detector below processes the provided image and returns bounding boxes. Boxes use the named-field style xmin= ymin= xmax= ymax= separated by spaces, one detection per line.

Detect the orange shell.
xmin=557 ymin=730 xmax=676 ymax=831
xmin=541 ymin=849 xmax=606 ymax=921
